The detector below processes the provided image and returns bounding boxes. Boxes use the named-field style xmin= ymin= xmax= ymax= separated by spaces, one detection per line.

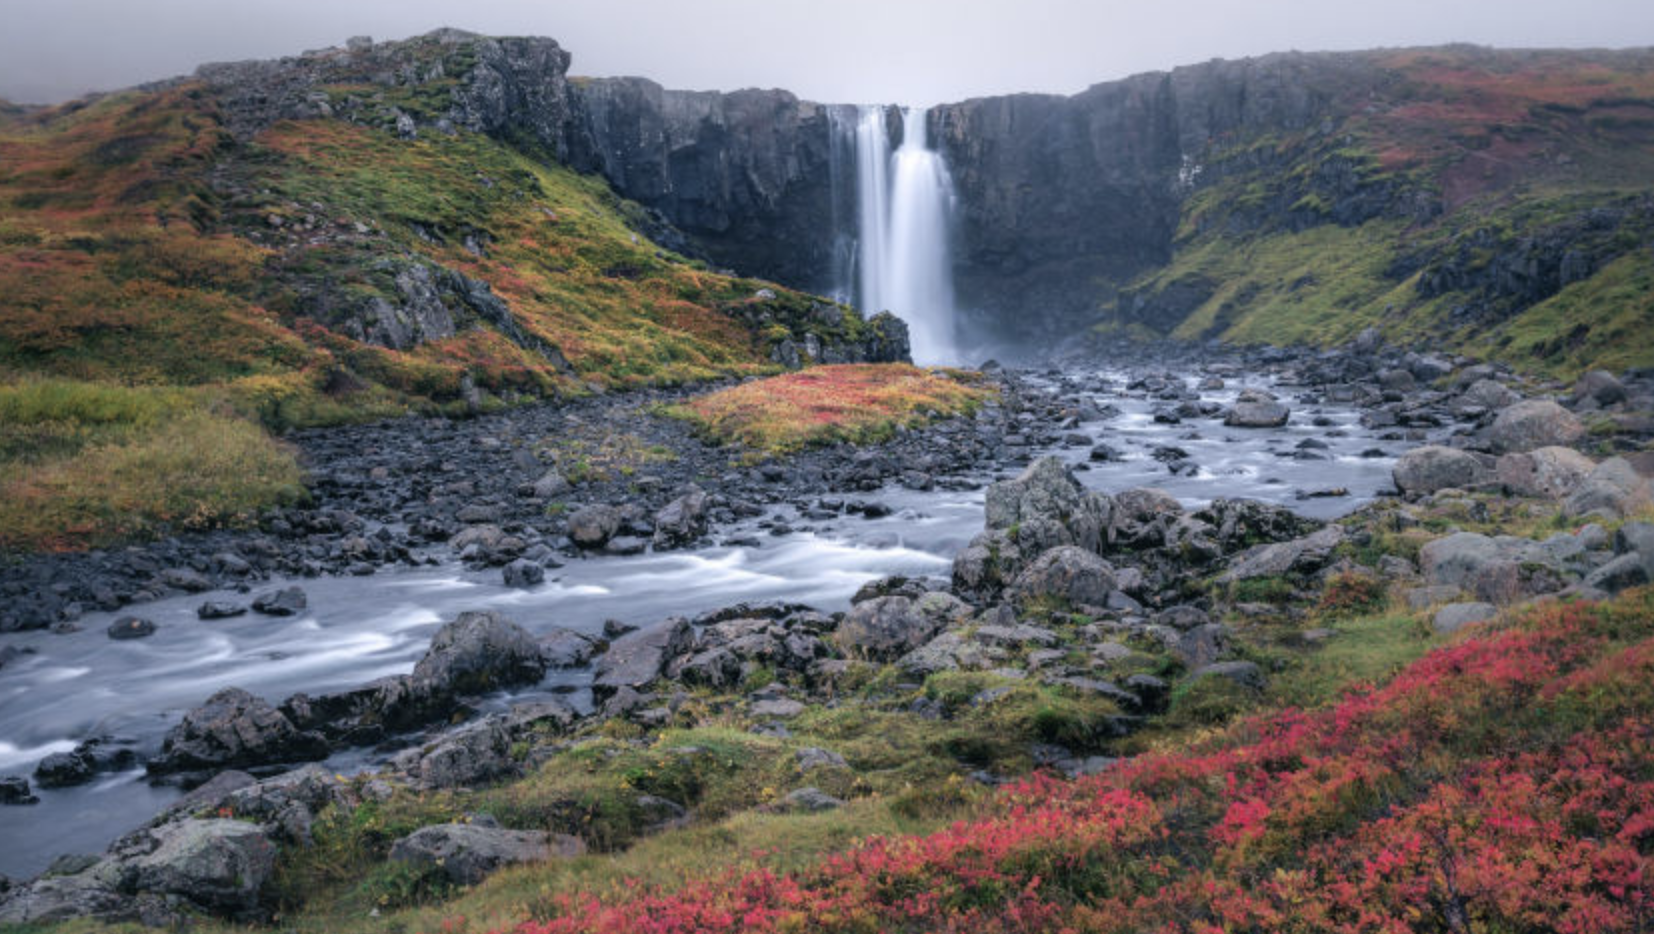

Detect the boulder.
xmin=107 ymin=616 xmax=157 ymax=640
xmin=1393 ymin=446 xmax=1490 ymax=495
xmin=983 ymin=457 xmax=1111 ymax=554
xmin=0 ymin=775 xmax=37 ymax=805
xmin=0 ymin=870 xmax=131 ymax=924
xmin=413 ymin=611 xmax=548 ymax=696
xmin=1495 ymin=447 xmax=1596 ymax=499
xmin=1224 ymin=399 xmax=1290 ymax=428
xmin=1459 ymin=379 xmax=1519 ymax=411
xmin=1584 ymin=554 xmax=1650 ymax=594
xmin=527 ymin=470 xmax=570 ymax=500
xmin=539 ymin=627 xmax=598 ymax=668
xmin=1487 ymin=400 xmax=1585 ymax=454
xmin=1007 ymin=545 xmax=1116 ymax=608
xmin=390 ymin=823 xmax=582 ymax=886
xmin=777 ymin=787 xmax=843 ymax=812
xmin=832 ymin=596 xmax=945 ymax=662
xmin=652 ymin=486 xmax=708 ymax=549
xmin=1192 ymin=660 xmax=1265 ymax=691
xmin=567 ymin=504 xmax=621 ymax=548
xmin=592 ymin=617 xmax=693 ymax=698
xmin=196 ymin=601 xmax=247 ymax=620
xmin=1433 ymin=602 xmax=1498 ymax=635
xmin=121 ymin=819 xmax=277 ymax=913
xmin=148 ymin=688 xmax=328 ymax=776
xmin=1564 ymin=457 xmax=1651 ymax=520
xmin=251 ymin=587 xmax=307 ymax=616
xmin=1575 ymin=370 xmax=1627 ymax=407
xmin=1221 ymin=525 xmax=1344 ymax=582
xmin=1616 ymin=522 xmax=1654 ymax=580
xmin=396 ymin=718 xmax=516 ymax=789
xmin=1417 ymin=532 xmax=1560 ymax=605
xmin=501 ymin=558 xmax=544 ymax=588
xmin=161 ymin=567 xmax=213 ymax=593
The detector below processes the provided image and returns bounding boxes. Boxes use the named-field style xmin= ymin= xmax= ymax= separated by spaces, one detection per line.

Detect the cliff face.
xmin=190 ymin=33 xmax=1654 ymax=371
xmin=564 ymin=79 xmax=844 ymax=293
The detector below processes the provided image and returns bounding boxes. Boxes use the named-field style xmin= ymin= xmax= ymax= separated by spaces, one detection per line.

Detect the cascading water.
xmin=850 ymin=105 xmax=958 ymax=364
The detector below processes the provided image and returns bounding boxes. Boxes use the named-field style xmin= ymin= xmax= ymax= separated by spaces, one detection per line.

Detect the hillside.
xmin=1101 ymin=47 xmax=1654 ymax=376
xmin=0 ymin=32 xmax=906 ymax=550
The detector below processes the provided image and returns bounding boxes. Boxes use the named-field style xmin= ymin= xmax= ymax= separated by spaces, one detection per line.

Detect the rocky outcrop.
xmin=147 ymin=688 xmax=329 ymax=779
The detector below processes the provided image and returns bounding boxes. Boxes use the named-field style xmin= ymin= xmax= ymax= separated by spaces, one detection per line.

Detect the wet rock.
xmin=0 ymin=775 xmax=38 ymax=805
xmin=251 ymin=586 xmax=307 ymax=616
xmin=502 ymin=558 xmax=545 ymax=587
xmin=1393 ymin=446 xmax=1490 ymax=495
xmin=1433 ymin=602 xmax=1498 ymax=635
xmin=539 ymin=627 xmax=598 ymax=668
xmin=832 ymin=596 xmax=944 ymax=662
xmin=107 ymin=616 xmax=157 ymax=640
xmin=1224 ymin=391 xmax=1290 ymax=428
xmin=161 ymin=567 xmax=213 ymax=593
xmin=148 ymin=688 xmax=329 ymax=777
xmin=593 ymin=617 xmax=693 ymax=699
xmin=415 ymin=610 xmax=548 ymax=696
xmin=196 ymin=601 xmax=247 ymax=620
xmin=390 ymin=823 xmax=582 ymax=886
xmin=1487 ymin=400 xmax=1585 ymax=454
xmin=568 ymin=504 xmax=621 ymax=548
xmin=652 ymin=486 xmax=708 ymax=549
xmin=1007 ymin=545 xmax=1116 ymax=609
xmin=1495 ymin=446 xmax=1595 ymax=499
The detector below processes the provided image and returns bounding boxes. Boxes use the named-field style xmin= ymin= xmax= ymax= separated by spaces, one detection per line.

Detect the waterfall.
xmin=849 ymin=105 xmax=958 ymax=365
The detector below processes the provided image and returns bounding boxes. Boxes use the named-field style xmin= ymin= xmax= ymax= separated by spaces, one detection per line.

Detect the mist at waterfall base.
xmin=830 ymin=105 xmax=963 ymax=366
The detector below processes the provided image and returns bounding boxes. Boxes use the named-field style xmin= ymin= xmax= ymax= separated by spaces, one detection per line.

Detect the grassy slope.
xmin=1115 ymin=48 xmax=1654 ymax=377
xmin=0 ymin=73 xmax=852 ymax=550
xmin=662 ymin=364 xmax=995 ymax=456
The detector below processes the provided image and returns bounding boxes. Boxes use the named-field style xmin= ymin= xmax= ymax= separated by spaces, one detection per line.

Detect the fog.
xmin=2 ymin=0 xmax=1652 ymax=106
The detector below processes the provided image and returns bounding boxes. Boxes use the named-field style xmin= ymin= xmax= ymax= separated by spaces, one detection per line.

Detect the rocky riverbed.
xmin=3 ymin=339 xmax=1654 ymax=923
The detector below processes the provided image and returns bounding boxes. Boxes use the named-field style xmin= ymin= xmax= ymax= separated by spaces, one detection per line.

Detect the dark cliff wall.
xmin=564 ymin=79 xmax=845 ymax=294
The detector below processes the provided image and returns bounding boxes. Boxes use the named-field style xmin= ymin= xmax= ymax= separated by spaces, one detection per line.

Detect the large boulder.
xmin=1487 ymin=400 xmax=1585 ymax=454
xmin=148 ymin=688 xmax=329 ymax=777
xmin=413 ymin=611 xmax=548 ymax=696
xmin=120 ymin=819 xmax=277 ymax=913
xmin=592 ymin=617 xmax=693 ymax=699
xmin=832 ymin=596 xmax=946 ymax=662
xmin=1417 ymin=532 xmax=1560 ymax=605
xmin=394 ymin=718 xmax=517 ymax=789
xmin=1007 ymin=546 xmax=1117 ymax=609
xmin=1564 ymin=457 xmax=1652 ymax=520
xmin=1393 ymin=446 xmax=1490 ymax=495
xmin=390 ymin=823 xmax=582 ymax=886
xmin=1495 ymin=447 xmax=1596 ymax=499
xmin=984 ymin=457 xmax=1111 ymax=554
xmin=1109 ymin=487 xmax=1186 ymax=549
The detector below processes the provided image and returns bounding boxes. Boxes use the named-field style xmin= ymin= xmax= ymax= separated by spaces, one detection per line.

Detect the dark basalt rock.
xmin=147 ymin=688 xmax=329 ymax=778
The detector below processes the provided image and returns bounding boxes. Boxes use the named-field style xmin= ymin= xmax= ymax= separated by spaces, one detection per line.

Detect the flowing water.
xmin=849 ymin=105 xmax=959 ymax=364
xmin=0 ymin=369 xmax=1426 ymax=877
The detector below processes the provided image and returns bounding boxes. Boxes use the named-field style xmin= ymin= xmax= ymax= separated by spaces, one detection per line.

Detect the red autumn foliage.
xmin=497 ymin=590 xmax=1654 ymax=933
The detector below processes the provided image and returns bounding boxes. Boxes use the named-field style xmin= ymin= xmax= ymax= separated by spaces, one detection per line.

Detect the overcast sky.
xmin=3 ymin=0 xmax=1652 ymax=106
